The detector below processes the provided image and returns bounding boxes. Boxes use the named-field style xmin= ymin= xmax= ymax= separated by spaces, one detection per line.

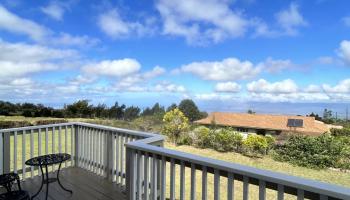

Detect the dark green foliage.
xmin=330 ymin=128 xmax=350 ymax=137
xmin=274 ymin=134 xmax=349 ymax=169
xmin=166 ymin=103 xmax=177 ymax=112
xmin=124 ymin=106 xmax=141 ymax=121
xmin=178 ymin=99 xmax=201 ymax=122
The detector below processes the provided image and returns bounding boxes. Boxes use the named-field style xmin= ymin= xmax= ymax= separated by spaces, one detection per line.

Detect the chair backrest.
xmin=0 ymin=173 xmax=21 ymax=193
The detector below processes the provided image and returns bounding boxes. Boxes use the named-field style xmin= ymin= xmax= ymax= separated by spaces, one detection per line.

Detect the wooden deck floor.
xmin=20 ymin=167 xmax=126 ymax=200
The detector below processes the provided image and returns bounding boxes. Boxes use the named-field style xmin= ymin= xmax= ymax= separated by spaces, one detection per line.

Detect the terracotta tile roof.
xmin=194 ymin=112 xmax=330 ymax=136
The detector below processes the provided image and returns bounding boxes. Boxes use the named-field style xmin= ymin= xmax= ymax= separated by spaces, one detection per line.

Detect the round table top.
xmin=25 ymin=153 xmax=71 ymax=166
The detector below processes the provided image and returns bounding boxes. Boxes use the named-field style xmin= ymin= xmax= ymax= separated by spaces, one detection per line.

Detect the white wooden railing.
xmin=1 ymin=122 xmax=350 ymax=200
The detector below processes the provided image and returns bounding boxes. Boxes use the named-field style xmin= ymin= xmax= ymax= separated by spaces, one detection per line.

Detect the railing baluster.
xmin=92 ymin=129 xmax=96 ymax=173
xmin=112 ymin=132 xmax=116 ymax=181
xmin=259 ymin=180 xmax=266 ymax=200
xmin=152 ymin=153 xmax=157 ymax=200
xmin=116 ymin=133 xmax=120 ymax=184
xmin=297 ymin=189 xmax=304 ymax=200
xmin=277 ymin=184 xmax=284 ymax=200
xmin=52 ymin=126 xmax=55 ymax=171
xmin=191 ymin=163 xmax=196 ymax=200
xmin=99 ymin=130 xmax=103 ymax=175
xmin=71 ymin=125 xmax=74 ymax=166
xmin=14 ymin=131 xmax=17 ymax=174
xmin=170 ymin=158 xmax=175 ymax=200
xmin=202 ymin=166 xmax=207 ymax=200
xmin=160 ymin=156 xmax=166 ymax=200
xmin=121 ymin=134 xmax=125 ymax=185
xmin=22 ymin=130 xmax=26 ymax=179
xmin=227 ymin=173 xmax=234 ymax=200
xmin=180 ymin=161 xmax=185 ymax=200
xmin=59 ymin=126 xmax=62 ymax=153
xmin=30 ymin=129 xmax=34 ymax=178
xmin=45 ymin=128 xmax=48 ymax=156
xmin=64 ymin=126 xmax=67 ymax=167
xmin=243 ymin=176 xmax=249 ymax=200
xmin=38 ymin=129 xmax=41 ymax=175
xmin=89 ymin=128 xmax=92 ymax=171
xmin=137 ymin=151 xmax=142 ymax=200
xmin=144 ymin=152 xmax=149 ymax=200
xmin=214 ymin=169 xmax=220 ymax=200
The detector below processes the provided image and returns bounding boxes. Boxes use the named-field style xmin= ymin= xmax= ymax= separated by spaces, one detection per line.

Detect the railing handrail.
xmin=126 ymin=140 xmax=350 ymax=199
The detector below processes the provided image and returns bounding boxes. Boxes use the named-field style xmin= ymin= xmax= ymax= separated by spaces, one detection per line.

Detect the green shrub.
xmin=213 ymin=128 xmax=243 ymax=152
xmin=243 ymin=135 xmax=268 ymax=156
xmin=274 ymin=134 xmax=348 ymax=169
xmin=265 ymin=135 xmax=276 ymax=152
xmin=192 ymin=126 xmax=213 ymax=148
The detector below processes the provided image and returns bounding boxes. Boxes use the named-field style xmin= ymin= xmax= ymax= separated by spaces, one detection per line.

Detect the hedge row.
xmin=274 ymin=134 xmax=350 ymax=169
xmin=0 ymin=119 xmax=68 ymax=129
xmin=181 ymin=126 xmax=275 ymax=157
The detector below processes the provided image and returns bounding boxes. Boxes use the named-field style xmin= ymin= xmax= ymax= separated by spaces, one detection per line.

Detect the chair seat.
xmin=0 ymin=190 xmax=30 ymax=200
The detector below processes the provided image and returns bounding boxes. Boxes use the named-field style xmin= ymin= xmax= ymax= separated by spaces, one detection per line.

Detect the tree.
xmin=166 ymin=103 xmax=177 ymax=112
xmin=178 ymin=99 xmax=201 ymax=122
xmin=323 ymin=109 xmax=332 ymax=120
xmin=162 ymin=108 xmax=189 ymax=144
xmin=247 ymin=109 xmax=256 ymax=114
xmin=124 ymin=106 xmax=141 ymax=121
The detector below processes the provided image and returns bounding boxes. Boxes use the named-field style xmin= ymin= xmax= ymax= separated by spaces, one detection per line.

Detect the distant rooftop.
xmin=195 ymin=112 xmax=331 ymax=135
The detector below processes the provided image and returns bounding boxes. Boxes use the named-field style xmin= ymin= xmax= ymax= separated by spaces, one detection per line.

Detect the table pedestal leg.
xmin=31 ymin=165 xmax=45 ymax=200
xmin=57 ymin=162 xmax=73 ymax=193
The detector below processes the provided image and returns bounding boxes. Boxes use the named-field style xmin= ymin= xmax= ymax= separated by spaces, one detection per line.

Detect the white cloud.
xmin=154 ymin=82 xmax=186 ymax=93
xmin=337 ymin=40 xmax=350 ymax=65
xmin=343 ymin=16 xmax=350 ymax=27
xmin=275 ymin=2 xmax=307 ymax=35
xmin=156 ymin=0 xmax=248 ymax=44
xmin=257 ymin=57 xmax=294 ymax=73
xmin=304 ymin=84 xmax=322 ymax=93
xmin=0 ymin=39 xmax=77 ymax=62
xmin=215 ymin=82 xmax=241 ymax=93
xmin=194 ymin=93 xmax=236 ymax=101
xmin=114 ymin=66 xmax=166 ymax=91
xmin=180 ymin=58 xmax=260 ymax=81
xmin=247 ymin=79 xmax=298 ymax=94
xmin=41 ymin=2 xmax=65 ymax=21
xmin=82 ymin=58 xmax=141 ymax=77
xmin=0 ymin=5 xmax=49 ymax=41
xmin=98 ymin=9 xmax=154 ymax=38
xmin=51 ymin=33 xmax=100 ymax=47
xmin=323 ymin=79 xmax=350 ymax=94
xmin=0 ymin=40 xmax=77 ymax=79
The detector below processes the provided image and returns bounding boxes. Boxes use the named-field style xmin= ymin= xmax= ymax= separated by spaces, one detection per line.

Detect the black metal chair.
xmin=0 ymin=173 xmax=30 ymax=200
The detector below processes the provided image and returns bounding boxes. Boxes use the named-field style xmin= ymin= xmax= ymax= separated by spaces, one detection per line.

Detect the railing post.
xmin=106 ymin=132 xmax=113 ymax=181
xmin=74 ymin=125 xmax=79 ymax=167
xmin=2 ymin=132 xmax=10 ymax=174
xmin=126 ymin=147 xmax=135 ymax=200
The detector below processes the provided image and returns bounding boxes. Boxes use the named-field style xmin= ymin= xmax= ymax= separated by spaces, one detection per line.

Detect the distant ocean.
xmin=198 ymin=101 xmax=350 ymax=119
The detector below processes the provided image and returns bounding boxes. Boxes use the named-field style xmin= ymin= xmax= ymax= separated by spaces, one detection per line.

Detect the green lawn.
xmin=9 ymin=128 xmax=73 ymax=178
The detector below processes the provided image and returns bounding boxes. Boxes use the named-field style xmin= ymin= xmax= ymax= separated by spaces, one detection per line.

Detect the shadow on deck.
xmin=21 ymin=167 xmax=126 ymax=200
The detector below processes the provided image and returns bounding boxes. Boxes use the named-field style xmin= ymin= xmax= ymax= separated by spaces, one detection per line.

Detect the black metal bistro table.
xmin=25 ymin=153 xmax=72 ymax=200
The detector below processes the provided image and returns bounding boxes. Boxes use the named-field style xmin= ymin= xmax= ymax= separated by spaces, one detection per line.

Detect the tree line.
xmin=0 ymin=99 xmax=207 ymax=122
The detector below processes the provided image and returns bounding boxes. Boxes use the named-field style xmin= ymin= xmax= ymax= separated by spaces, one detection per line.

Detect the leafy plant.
xmin=162 ymin=108 xmax=189 ymax=144
xmin=243 ymin=135 xmax=268 ymax=157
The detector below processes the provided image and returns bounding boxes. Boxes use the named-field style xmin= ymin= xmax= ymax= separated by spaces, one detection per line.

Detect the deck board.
xmin=20 ymin=167 xmax=126 ymax=200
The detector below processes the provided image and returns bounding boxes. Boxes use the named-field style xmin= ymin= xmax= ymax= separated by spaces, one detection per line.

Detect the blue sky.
xmin=0 ymin=0 xmax=350 ymax=115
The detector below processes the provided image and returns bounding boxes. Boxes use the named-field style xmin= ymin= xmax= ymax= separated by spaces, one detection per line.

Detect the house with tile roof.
xmin=194 ymin=112 xmax=336 ymax=136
